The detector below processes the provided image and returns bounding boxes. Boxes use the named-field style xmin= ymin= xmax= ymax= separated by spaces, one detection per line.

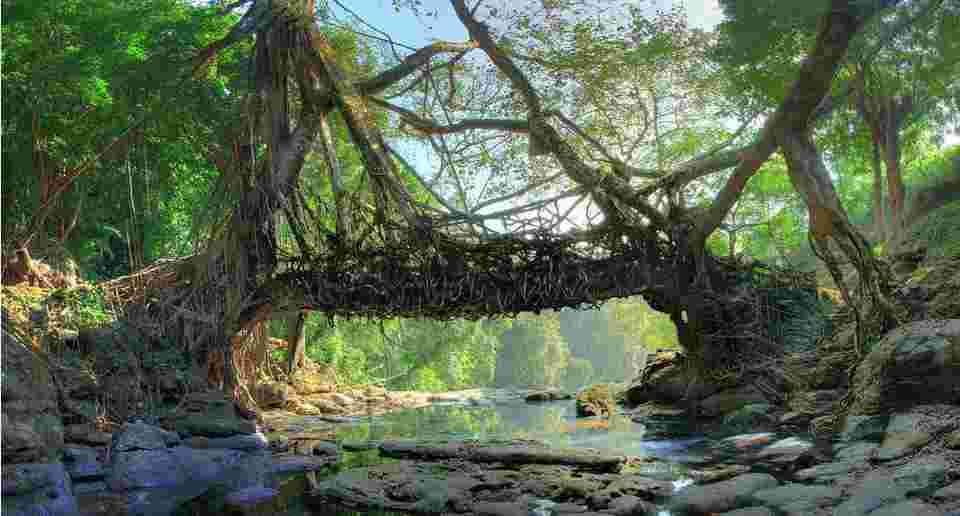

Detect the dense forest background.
xmin=3 ymin=0 xmax=958 ymax=393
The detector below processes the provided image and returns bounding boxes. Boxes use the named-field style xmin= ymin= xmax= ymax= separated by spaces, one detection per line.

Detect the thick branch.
xmin=692 ymin=0 xmax=866 ymax=244
xmin=369 ymin=97 xmax=529 ymax=135
xmin=451 ymin=0 xmax=666 ymax=229
xmin=355 ymin=41 xmax=477 ymax=95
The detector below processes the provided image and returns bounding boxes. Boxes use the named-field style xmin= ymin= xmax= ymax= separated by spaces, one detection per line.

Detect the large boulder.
xmin=2 ymin=324 xmax=64 ymax=463
xmin=1 ymin=462 xmax=79 ymax=516
xmin=95 ymin=422 xmax=271 ymax=516
xmin=624 ymin=351 xmax=721 ymax=406
xmin=847 ymin=319 xmax=960 ymax=415
xmin=698 ymin=385 xmax=768 ymax=418
xmin=173 ymin=390 xmax=258 ymax=437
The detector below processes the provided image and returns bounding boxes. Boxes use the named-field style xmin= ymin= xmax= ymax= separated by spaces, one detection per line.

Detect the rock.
xmin=268 ymin=454 xmax=336 ymax=476
xmin=2 ymin=326 xmax=64 ymax=463
xmin=833 ymin=441 xmax=880 ymax=461
xmin=330 ymin=393 xmax=354 ymax=406
xmin=183 ymin=432 xmax=269 ymax=451
xmin=309 ymin=397 xmax=345 ymax=414
xmin=833 ymin=463 xmax=949 ymax=516
xmin=721 ymin=403 xmax=773 ymax=430
xmin=0 ymin=462 xmax=79 ymax=516
xmin=553 ymin=502 xmax=590 ymax=513
xmin=154 ymin=368 xmax=180 ymax=396
xmin=290 ymin=360 xmax=337 ymax=395
xmin=72 ymin=480 xmax=106 ymax=495
xmin=847 ymin=319 xmax=960 ymax=414
xmin=625 ymin=362 xmax=701 ymax=405
xmin=53 ymin=363 xmax=99 ymax=401
xmin=716 ymin=508 xmax=775 ymax=516
xmin=867 ymin=500 xmax=944 ymax=516
xmin=720 ymin=433 xmax=774 ymax=450
xmin=62 ymin=445 xmax=104 ymax=481
xmin=876 ymin=412 xmax=933 ymax=461
xmin=933 ymin=480 xmax=960 ymax=501
xmin=174 ymin=390 xmax=258 ymax=437
xmin=668 ymin=473 xmax=778 ymax=515
xmin=474 ymin=502 xmax=529 ymax=516
xmin=64 ymin=424 xmax=111 ymax=446
xmin=223 ymin=486 xmax=284 ymax=516
xmin=601 ymin=494 xmax=656 ymax=515
xmin=290 ymin=439 xmax=338 ymax=456
xmin=112 ymin=422 xmax=179 ymax=452
xmin=839 ymin=415 xmax=889 ymax=443
xmin=748 ymin=483 xmax=842 ymax=513
xmin=945 ymin=429 xmax=960 ymax=449
xmin=688 ymin=464 xmax=751 ymax=484
xmin=752 ymin=438 xmax=815 ymax=473
xmin=254 ymin=382 xmax=290 ymax=408
xmin=699 ymin=385 xmax=767 ymax=418
xmin=526 ymin=389 xmax=572 ymax=402
xmin=599 ymin=475 xmax=673 ymax=500
xmin=793 ymin=461 xmax=865 ymax=484
xmin=577 ymin=384 xmax=616 ymax=417
xmin=285 ymin=397 xmax=322 ymax=416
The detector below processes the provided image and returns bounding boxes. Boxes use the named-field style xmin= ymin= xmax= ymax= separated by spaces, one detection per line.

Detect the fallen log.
xmin=377 ymin=440 xmax=624 ymax=473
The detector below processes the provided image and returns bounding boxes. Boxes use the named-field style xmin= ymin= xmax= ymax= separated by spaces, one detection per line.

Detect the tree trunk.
xmin=871 ymin=136 xmax=885 ymax=242
xmin=286 ymin=311 xmax=306 ymax=374
xmin=883 ymin=135 xmax=906 ymax=235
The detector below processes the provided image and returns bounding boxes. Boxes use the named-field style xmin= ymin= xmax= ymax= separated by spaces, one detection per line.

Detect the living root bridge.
xmin=246 ymin=229 xmax=696 ymax=321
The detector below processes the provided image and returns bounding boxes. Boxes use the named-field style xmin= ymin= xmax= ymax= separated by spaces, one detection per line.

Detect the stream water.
xmin=280 ymin=392 xmax=781 ymax=516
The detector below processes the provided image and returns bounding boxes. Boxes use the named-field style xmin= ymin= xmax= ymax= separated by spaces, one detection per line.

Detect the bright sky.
xmin=348 ymin=0 xmax=724 ymax=47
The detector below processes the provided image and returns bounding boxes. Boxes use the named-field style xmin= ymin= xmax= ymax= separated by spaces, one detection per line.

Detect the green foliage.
xmin=911 ymin=200 xmax=960 ymax=258
xmin=48 ymin=286 xmax=113 ymax=329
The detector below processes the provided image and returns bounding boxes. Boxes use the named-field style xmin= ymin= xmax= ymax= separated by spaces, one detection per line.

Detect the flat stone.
xmin=867 ymin=500 xmax=944 ymax=516
xmin=223 ymin=486 xmax=284 ymax=515
xmin=602 ymin=494 xmax=656 ymax=515
xmin=669 ymin=473 xmax=778 ymax=515
xmin=749 ymin=483 xmax=841 ymax=511
xmin=793 ymin=461 xmax=864 ymax=484
xmin=833 ymin=441 xmax=880 ymax=461
xmin=112 ymin=422 xmax=179 ymax=452
xmin=552 ymin=502 xmax=589 ymax=513
xmin=717 ymin=508 xmax=776 ymax=516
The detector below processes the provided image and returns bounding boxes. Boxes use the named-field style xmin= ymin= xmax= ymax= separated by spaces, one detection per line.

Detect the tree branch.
xmin=369 ymin=97 xmax=529 ymax=135
xmin=692 ymin=0 xmax=867 ymax=244
xmin=355 ymin=41 xmax=477 ymax=95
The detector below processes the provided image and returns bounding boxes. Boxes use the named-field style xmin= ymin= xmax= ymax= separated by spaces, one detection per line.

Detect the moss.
xmin=576 ymin=384 xmax=616 ymax=417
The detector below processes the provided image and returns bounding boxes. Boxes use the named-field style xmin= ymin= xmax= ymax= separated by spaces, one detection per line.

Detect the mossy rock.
xmin=847 ymin=320 xmax=960 ymax=416
xmin=576 ymin=384 xmax=616 ymax=417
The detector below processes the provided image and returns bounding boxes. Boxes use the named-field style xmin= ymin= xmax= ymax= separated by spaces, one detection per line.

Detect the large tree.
xmin=20 ymin=0 xmax=928 ymax=402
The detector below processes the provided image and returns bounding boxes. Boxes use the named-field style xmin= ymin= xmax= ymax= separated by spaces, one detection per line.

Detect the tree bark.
xmin=286 ymin=311 xmax=307 ymax=374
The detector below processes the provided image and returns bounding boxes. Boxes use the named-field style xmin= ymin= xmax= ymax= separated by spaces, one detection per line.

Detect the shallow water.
xmin=287 ymin=395 xmax=725 ymax=515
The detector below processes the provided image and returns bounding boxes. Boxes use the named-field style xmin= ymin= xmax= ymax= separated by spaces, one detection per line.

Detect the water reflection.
xmin=323 ymin=400 xmax=713 ymax=460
